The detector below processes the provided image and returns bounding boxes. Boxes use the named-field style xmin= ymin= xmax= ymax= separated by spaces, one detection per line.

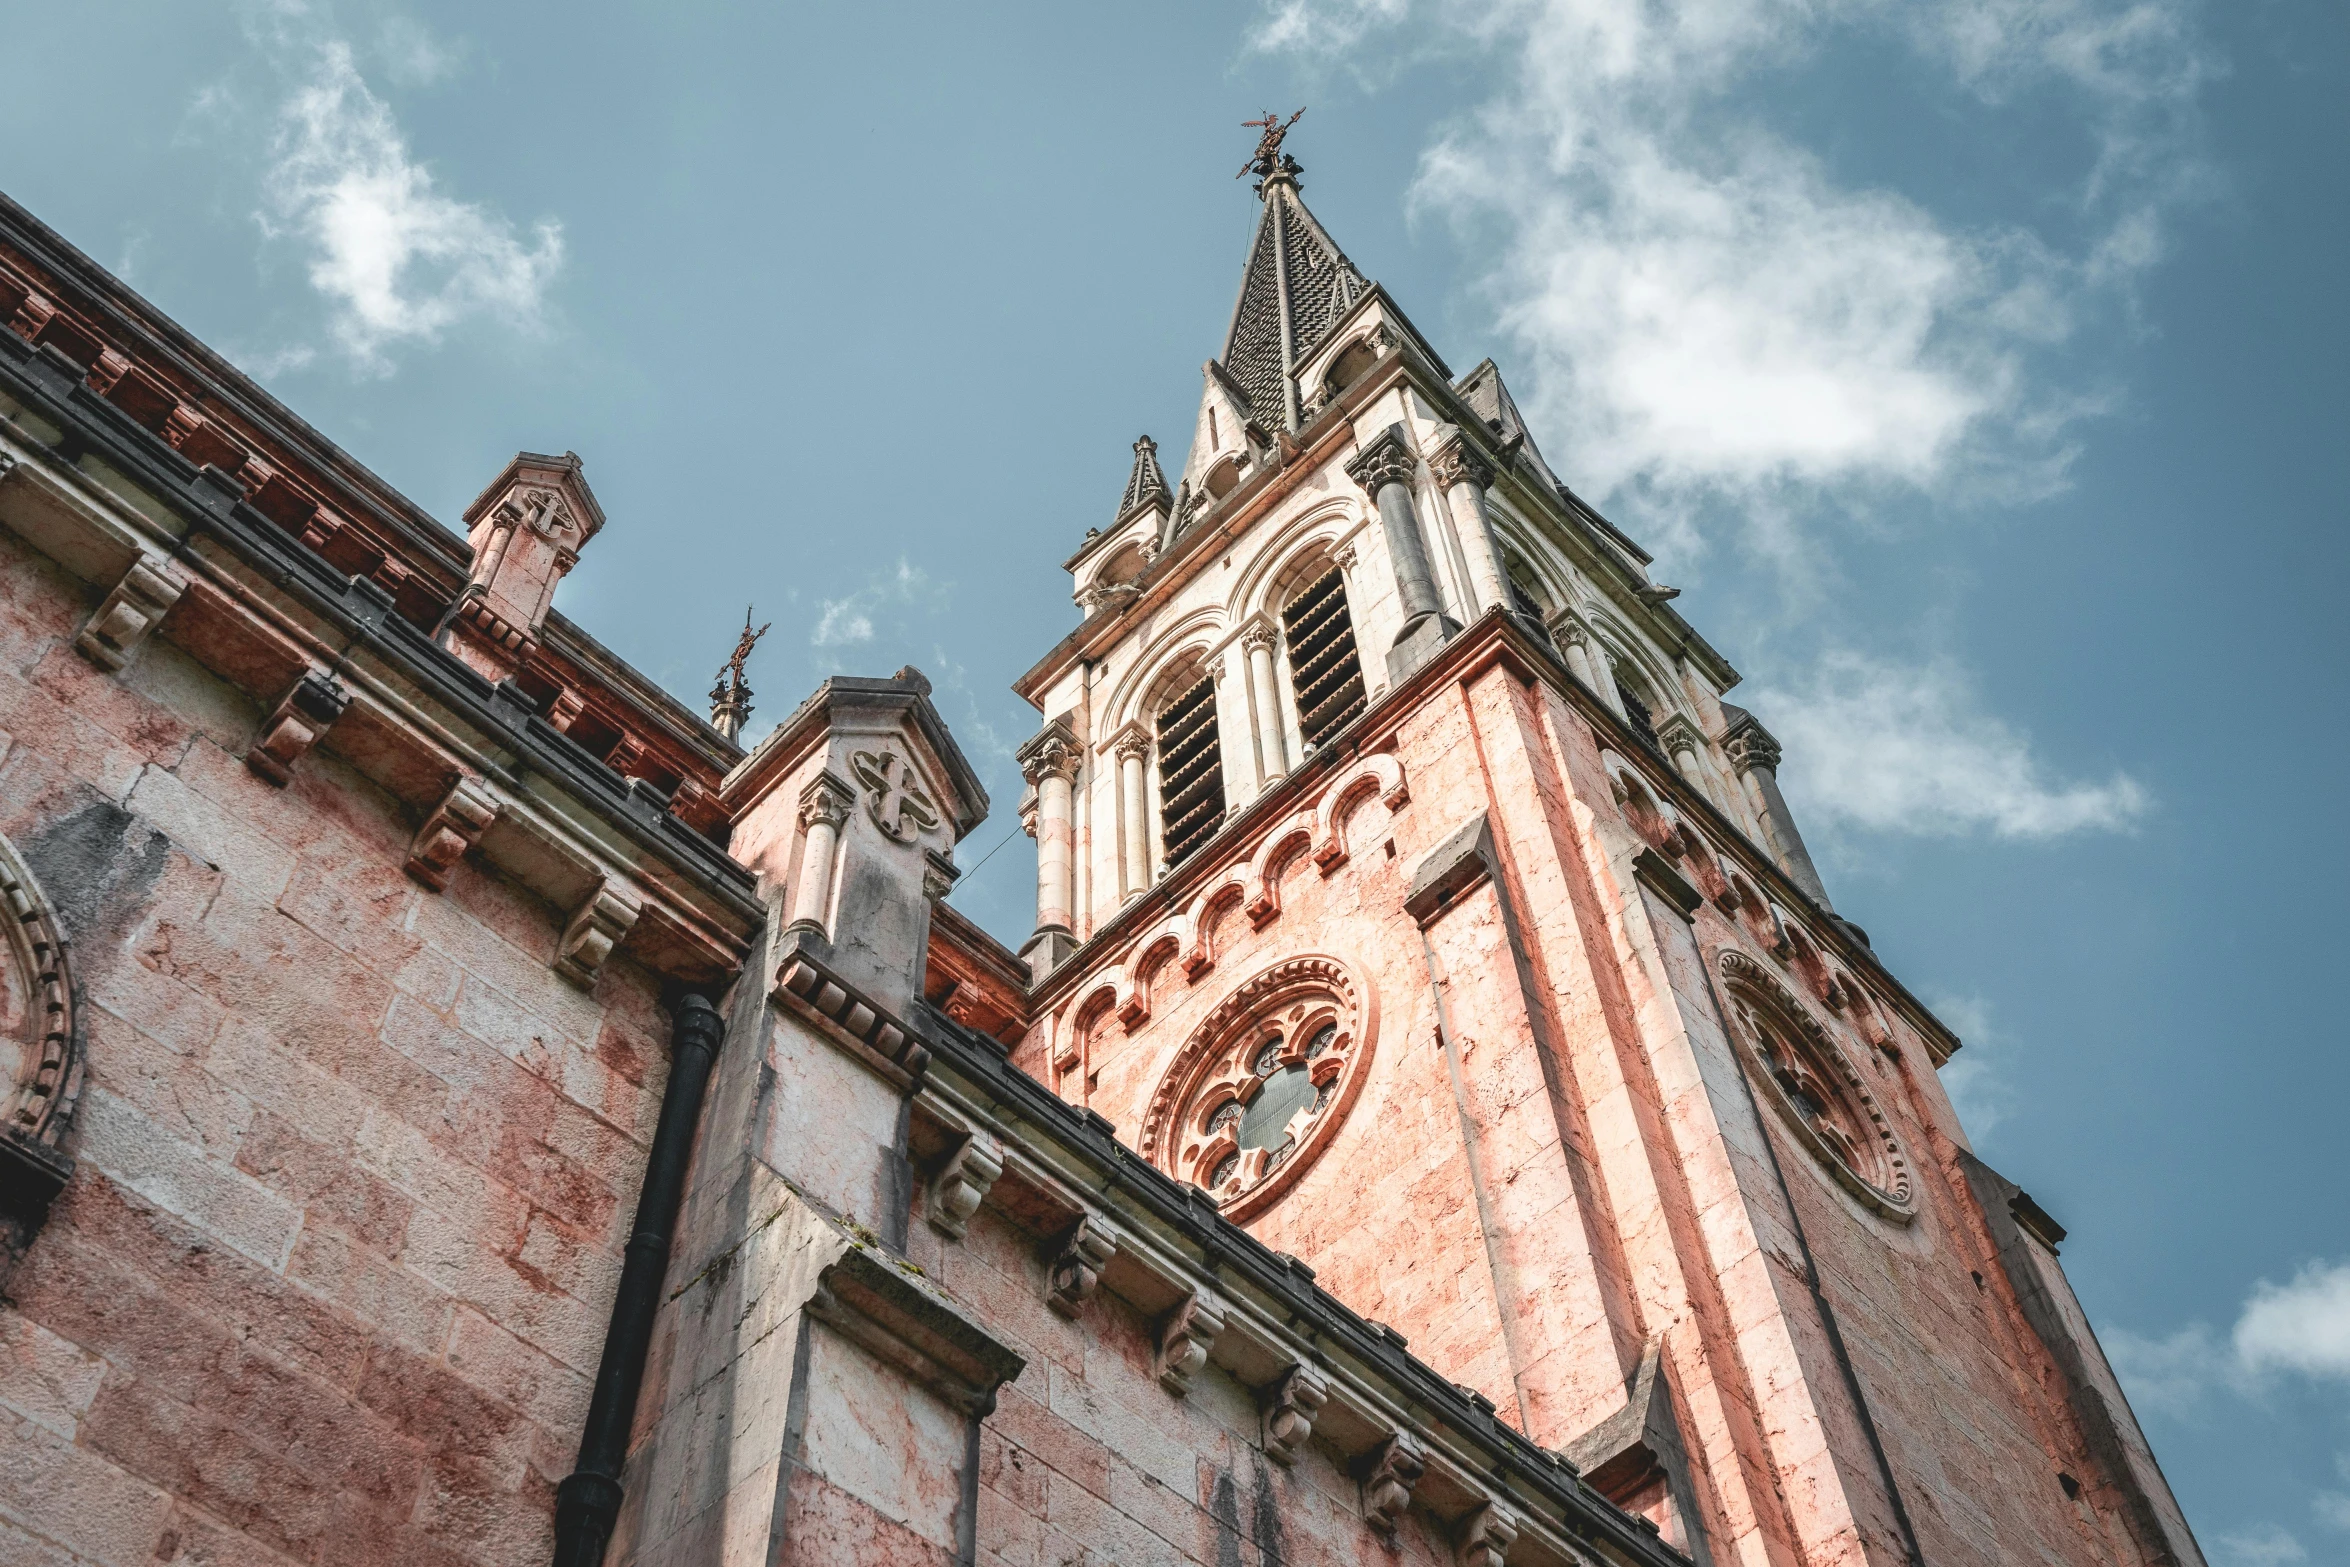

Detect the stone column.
xmin=1547 ymin=610 xmax=1611 ymax=706
xmin=1653 ymin=716 xmax=1712 ymax=797
xmin=1725 ymin=717 xmax=1833 ymax=910
xmin=1347 ymin=423 xmax=1459 ymax=682
xmin=1017 ymin=724 xmax=1081 ymax=977
xmin=1115 ymin=728 xmax=1152 ymax=899
xmin=1242 ymin=622 xmax=1289 ymax=783
xmin=1431 ymin=436 xmax=1508 ymax=616
xmin=787 ymin=773 xmax=855 ymax=937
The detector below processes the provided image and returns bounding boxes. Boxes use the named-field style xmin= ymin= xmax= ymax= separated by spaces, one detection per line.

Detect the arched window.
xmin=1281 ymin=567 xmax=1367 ymax=749
xmin=1156 ymin=675 xmax=1225 ymax=867
xmin=1321 ymin=338 xmax=1379 ymax=404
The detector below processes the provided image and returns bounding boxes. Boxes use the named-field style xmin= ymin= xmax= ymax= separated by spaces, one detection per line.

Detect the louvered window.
xmin=1614 ymin=676 xmax=1660 ymax=747
xmin=1282 ymin=568 xmax=1368 ymax=749
xmin=1156 ymin=677 xmax=1226 ymax=867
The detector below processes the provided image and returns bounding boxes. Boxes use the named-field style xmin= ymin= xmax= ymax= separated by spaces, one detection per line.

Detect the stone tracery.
xmin=1719 ymin=950 xmax=1914 ymax=1222
xmin=1139 ymin=955 xmax=1375 ymax=1222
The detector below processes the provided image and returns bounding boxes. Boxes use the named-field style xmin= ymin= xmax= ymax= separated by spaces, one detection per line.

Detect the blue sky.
xmin=3 ymin=3 xmax=2344 ymax=1559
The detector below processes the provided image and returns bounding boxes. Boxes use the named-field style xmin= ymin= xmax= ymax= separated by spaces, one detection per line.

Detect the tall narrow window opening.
xmin=1157 ymin=676 xmax=1226 ymax=867
xmin=1282 ymin=567 xmax=1368 ymax=749
xmin=1613 ymin=669 xmax=1660 ymax=748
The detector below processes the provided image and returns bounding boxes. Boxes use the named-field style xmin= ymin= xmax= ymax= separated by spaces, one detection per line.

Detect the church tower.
xmin=1008 ymin=131 xmax=2204 ymax=1567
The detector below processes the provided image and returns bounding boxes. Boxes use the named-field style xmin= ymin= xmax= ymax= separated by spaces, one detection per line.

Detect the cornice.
xmin=720 ymin=672 xmax=990 ymax=837
xmin=0 ymin=339 xmax=763 ymax=978
xmin=908 ymin=1001 xmax=1692 ymax=1567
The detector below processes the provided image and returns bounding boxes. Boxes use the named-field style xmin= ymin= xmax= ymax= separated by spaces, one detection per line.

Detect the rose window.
xmin=1720 ymin=952 xmax=1912 ymax=1221
xmin=1139 ymin=957 xmax=1375 ymax=1223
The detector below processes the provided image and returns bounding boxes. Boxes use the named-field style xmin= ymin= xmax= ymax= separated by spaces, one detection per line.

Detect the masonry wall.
xmin=1020 ymin=634 xmax=2172 ymax=1567
xmin=0 ymin=528 xmax=667 ymax=1566
xmin=906 ymin=1171 xmax=1461 ymax=1567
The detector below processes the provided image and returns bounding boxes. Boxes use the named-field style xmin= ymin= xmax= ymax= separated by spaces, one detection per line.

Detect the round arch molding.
xmin=0 ymin=830 xmax=81 ymax=1255
xmin=1718 ymin=949 xmax=1914 ymax=1224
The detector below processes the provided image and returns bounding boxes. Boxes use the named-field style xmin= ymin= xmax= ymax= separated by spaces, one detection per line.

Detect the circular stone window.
xmin=1719 ymin=951 xmax=1913 ymax=1222
xmin=1139 ymin=956 xmax=1376 ymax=1223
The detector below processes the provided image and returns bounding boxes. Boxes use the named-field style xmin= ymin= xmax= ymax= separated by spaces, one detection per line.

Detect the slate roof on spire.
xmin=1219 ymin=172 xmax=1367 ymax=432
xmin=1117 ymin=435 xmax=1172 ymax=521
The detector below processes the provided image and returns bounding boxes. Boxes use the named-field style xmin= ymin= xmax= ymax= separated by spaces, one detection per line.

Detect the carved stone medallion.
xmin=1719 ymin=950 xmax=1913 ymax=1222
xmin=849 ymin=749 xmax=941 ymax=844
xmin=1139 ymin=956 xmax=1377 ymax=1223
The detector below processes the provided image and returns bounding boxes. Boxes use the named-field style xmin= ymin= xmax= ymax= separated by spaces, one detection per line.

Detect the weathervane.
xmin=1239 ymin=108 xmax=1306 ymax=185
xmin=708 ymin=606 xmax=770 ymax=743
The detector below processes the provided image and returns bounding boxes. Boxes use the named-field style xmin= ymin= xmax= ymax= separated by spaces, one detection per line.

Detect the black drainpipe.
xmin=553 ymin=990 xmax=727 ymax=1566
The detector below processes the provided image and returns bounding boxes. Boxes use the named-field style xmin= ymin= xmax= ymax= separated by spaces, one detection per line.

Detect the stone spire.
xmin=1219 ymin=133 xmax=1367 ymax=433
xmin=1115 ymin=435 xmax=1172 ymax=523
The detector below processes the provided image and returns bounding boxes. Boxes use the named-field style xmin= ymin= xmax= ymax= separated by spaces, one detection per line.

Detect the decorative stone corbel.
xmin=405 ymin=776 xmax=500 ymax=891
xmin=1360 ymin=1431 xmax=1427 ymax=1535
xmin=1045 ymin=1215 xmax=1120 ymax=1319
xmin=1260 ymin=1362 xmax=1329 ymax=1467
xmin=554 ymin=875 xmax=644 ymax=989
xmin=76 ymin=556 xmax=185 ymax=672
xmin=245 ymin=670 xmax=352 ymax=786
xmin=1457 ymin=1499 xmax=1522 ymax=1567
xmin=925 ymin=1130 xmax=1004 ymax=1241
xmin=1154 ymin=1287 xmax=1229 ymax=1397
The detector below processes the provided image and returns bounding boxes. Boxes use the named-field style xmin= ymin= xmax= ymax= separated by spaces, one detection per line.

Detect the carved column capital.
xmin=1155 ymin=1288 xmax=1230 ymax=1397
xmin=1360 ymin=1431 xmax=1427 ymax=1535
xmin=1653 ymin=714 xmax=1705 ymax=760
xmin=1724 ymin=716 xmax=1784 ymax=774
xmin=406 ymin=776 xmax=501 ymax=891
xmin=1429 ymin=436 xmax=1494 ymax=493
xmin=1045 ymin=1215 xmax=1121 ymax=1319
xmin=1546 ymin=608 xmax=1591 ymax=648
xmin=797 ymin=772 xmax=855 ymax=831
xmin=925 ymin=1131 xmax=1005 ymax=1241
xmin=1260 ymin=1363 xmax=1329 ymax=1466
xmin=1239 ymin=620 xmax=1279 ymax=654
xmin=1344 ymin=427 xmax=1419 ymax=495
xmin=1332 ymin=541 xmax=1359 ymax=574
xmin=1017 ymin=724 xmax=1082 ymax=786
xmin=922 ymin=848 xmax=959 ymax=902
xmin=555 ymin=875 xmax=644 ymax=990
xmin=1112 ymin=725 xmax=1152 ymax=764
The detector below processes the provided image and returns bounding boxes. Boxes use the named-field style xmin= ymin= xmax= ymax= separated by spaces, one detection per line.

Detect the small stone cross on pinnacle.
xmin=1239 ymin=108 xmax=1306 ymax=182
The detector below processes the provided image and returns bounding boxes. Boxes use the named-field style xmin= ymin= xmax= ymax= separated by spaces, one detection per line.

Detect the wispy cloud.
xmin=2213 ymin=1524 xmax=2306 ymax=1566
xmin=1922 ymin=991 xmax=2014 ymax=1137
xmin=260 ymin=41 xmax=561 ymax=371
xmin=1750 ymin=651 xmax=2148 ymax=841
xmin=2109 ymin=1260 xmax=2350 ymax=1411
xmin=1256 ymin=0 xmax=2211 ymax=527
xmin=810 ymin=559 xmax=949 ymax=650
xmin=376 ymin=16 xmax=467 ymax=88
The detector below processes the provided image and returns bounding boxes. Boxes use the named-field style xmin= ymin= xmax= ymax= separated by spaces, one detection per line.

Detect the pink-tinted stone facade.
xmin=0 ymin=528 xmax=672 ymax=1564
xmin=0 ymin=169 xmax=2198 ymax=1567
xmin=1016 ymin=629 xmax=2199 ymax=1567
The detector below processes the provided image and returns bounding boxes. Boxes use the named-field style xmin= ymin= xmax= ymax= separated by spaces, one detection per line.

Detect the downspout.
xmin=553 ymin=990 xmax=728 ymax=1566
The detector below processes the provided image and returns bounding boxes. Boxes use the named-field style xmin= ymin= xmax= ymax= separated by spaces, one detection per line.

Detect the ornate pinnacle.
xmin=708 ymin=605 xmax=770 ymax=743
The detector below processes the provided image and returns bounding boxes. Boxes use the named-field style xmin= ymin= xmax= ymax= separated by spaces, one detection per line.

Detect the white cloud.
xmin=809 ymin=559 xmax=947 ymax=651
xmin=2314 ymin=1482 xmax=2350 ymax=1533
xmin=812 ymin=601 xmax=875 ymax=647
xmin=1257 ymin=0 xmax=2209 ymax=525
xmin=376 ymin=17 xmax=466 ymax=87
xmin=1922 ymin=991 xmax=2015 ymax=1136
xmin=2104 ymin=1322 xmax=2237 ymax=1418
xmin=261 ymin=42 xmax=561 ymax=370
xmin=1751 ymin=651 xmax=2147 ymax=840
xmin=2214 ymin=1525 xmax=2306 ymax=1567
xmin=2236 ymin=1263 xmax=2350 ymax=1382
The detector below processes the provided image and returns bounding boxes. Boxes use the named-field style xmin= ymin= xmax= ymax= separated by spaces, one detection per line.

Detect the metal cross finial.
xmin=708 ymin=606 xmax=770 ymax=742
xmin=1239 ymin=108 xmax=1306 ymax=181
